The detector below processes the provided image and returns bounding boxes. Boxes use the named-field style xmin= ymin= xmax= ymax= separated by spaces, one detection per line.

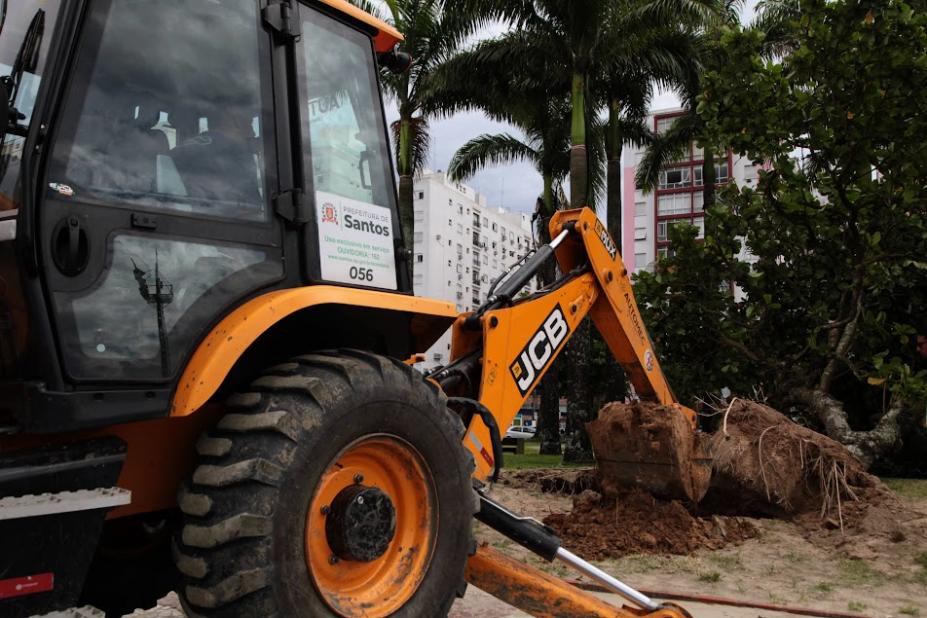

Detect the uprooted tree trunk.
xmin=793 ymin=388 xmax=908 ymax=469
xmin=793 ymin=295 xmax=908 ymax=468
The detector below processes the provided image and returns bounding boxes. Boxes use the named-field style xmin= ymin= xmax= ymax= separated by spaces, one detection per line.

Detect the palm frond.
xmin=448 ymin=133 xmax=539 ymax=181
xmin=635 ymin=115 xmax=697 ymax=192
xmin=753 ymin=0 xmax=801 ymax=57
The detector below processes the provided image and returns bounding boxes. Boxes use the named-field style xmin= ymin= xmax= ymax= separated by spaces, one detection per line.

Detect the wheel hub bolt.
xmin=329 ymin=555 xmax=339 ymax=565
xmin=353 ymin=473 xmax=364 ymax=484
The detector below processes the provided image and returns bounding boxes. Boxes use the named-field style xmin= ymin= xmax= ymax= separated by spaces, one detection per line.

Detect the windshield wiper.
xmin=3 ymin=8 xmax=45 ymax=137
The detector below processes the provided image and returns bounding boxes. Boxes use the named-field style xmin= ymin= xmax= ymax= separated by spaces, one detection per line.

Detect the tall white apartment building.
xmin=621 ymin=107 xmax=760 ymax=274
xmin=412 ymin=170 xmax=535 ymax=370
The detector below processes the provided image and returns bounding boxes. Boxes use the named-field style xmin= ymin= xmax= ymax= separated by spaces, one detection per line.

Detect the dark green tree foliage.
xmin=636 ymin=0 xmax=927 ymax=468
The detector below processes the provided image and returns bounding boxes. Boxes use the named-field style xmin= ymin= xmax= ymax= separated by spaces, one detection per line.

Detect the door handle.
xmin=52 ymin=215 xmax=89 ymax=276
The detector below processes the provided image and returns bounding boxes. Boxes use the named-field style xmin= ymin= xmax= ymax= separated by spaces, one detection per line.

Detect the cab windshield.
xmin=0 ymin=0 xmax=60 ymax=211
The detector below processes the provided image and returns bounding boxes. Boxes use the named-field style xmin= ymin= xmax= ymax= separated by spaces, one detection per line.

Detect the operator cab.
xmin=0 ymin=0 xmax=408 ymax=430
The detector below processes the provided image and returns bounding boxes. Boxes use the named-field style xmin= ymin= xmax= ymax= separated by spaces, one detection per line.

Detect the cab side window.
xmin=48 ymin=0 xmax=268 ymax=222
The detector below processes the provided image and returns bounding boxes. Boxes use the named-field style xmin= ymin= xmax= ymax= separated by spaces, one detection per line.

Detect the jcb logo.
xmin=510 ymin=305 xmax=570 ymax=395
xmin=594 ymin=220 xmax=617 ymax=260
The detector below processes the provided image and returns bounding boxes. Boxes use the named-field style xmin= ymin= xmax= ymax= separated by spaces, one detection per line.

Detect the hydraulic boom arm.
xmin=434 ymin=207 xmax=697 ymax=482
xmin=431 ymin=207 xmax=703 ymax=618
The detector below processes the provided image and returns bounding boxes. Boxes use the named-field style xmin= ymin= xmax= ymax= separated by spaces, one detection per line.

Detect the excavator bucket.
xmin=588 ymin=401 xmax=712 ymax=502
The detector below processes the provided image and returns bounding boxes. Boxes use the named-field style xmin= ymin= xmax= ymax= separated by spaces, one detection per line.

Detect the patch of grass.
xmin=915 ymin=553 xmax=927 ymax=586
xmin=504 ymin=441 xmax=586 ymax=470
xmin=608 ymin=554 xmax=672 ymax=575
xmin=847 ymin=601 xmax=867 ymax=613
xmin=706 ymin=552 xmax=742 ymax=570
xmin=783 ymin=550 xmax=804 ymax=563
xmin=698 ymin=571 xmax=722 ymax=583
xmin=838 ymin=558 xmax=885 ymax=585
xmin=812 ymin=582 xmax=834 ymax=594
xmin=883 ymin=478 xmax=927 ymax=500
xmin=899 ymin=606 xmax=920 ymax=616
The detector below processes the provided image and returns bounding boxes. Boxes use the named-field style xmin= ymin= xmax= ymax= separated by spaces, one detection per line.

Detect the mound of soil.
xmin=544 ymin=487 xmax=757 ymax=560
xmin=587 ymin=402 xmax=712 ymax=502
xmin=527 ymin=400 xmax=914 ymax=560
xmin=706 ymin=400 xmax=903 ymax=535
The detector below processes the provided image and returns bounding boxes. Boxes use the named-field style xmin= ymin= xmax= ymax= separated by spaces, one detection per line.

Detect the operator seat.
xmin=170 ymin=110 xmax=262 ymax=212
xmin=101 ymin=104 xmax=170 ymax=195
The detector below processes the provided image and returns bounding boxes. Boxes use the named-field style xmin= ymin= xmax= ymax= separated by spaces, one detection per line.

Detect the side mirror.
xmin=378 ymin=47 xmax=413 ymax=74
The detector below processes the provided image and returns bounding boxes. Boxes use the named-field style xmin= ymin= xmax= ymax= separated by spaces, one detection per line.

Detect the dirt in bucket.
xmin=586 ymin=401 xmax=712 ymax=502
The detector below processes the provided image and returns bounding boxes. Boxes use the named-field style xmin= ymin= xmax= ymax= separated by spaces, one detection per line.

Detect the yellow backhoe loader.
xmin=0 ymin=1 xmax=708 ymax=616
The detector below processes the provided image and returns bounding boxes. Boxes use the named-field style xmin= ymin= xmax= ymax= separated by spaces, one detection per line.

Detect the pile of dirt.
xmin=543 ymin=487 xmax=758 ymax=560
xmin=706 ymin=399 xmax=904 ymax=535
xmin=587 ymin=402 xmax=712 ymax=502
xmin=531 ymin=399 xmax=912 ymax=559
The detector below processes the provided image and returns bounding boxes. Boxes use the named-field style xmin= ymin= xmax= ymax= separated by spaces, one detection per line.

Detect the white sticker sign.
xmin=316 ymin=190 xmax=397 ymax=290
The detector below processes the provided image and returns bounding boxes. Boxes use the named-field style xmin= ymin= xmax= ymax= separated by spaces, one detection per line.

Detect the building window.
xmin=635 ymin=252 xmax=647 ymax=264
xmin=715 ymin=162 xmax=729 ymax=183
xmin=657 ymin=193 xmax=690 ymax=216
xmin=656 ymin=117 xmax=676 ymax=135
xmin=693 ymin=192 xmax=704 ymax=212
xmin=491 ymin=222 xmax=497 ymax=231
xmin=634 ymin=227 xmax=647 ymax=240
xmin=416 ymin=191 xmax=424 ymax=200
xmin=694 ymin=217 xmax=705 ymax=239
xmin=416 ymin=254 xmax=424 ymax=262
xmin=658 ymin=167 xmax=690 ymax=189
xmin=634 ymin=200 xmax=647 ymax=216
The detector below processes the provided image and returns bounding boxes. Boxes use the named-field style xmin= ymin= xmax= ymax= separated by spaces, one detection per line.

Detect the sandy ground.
xmin=126 ymin=478 xmax=927 ymax=618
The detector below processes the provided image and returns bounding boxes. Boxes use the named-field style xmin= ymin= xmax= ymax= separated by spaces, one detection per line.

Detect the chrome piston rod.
xmin=556 ymin=546 xmax=659 ymax=611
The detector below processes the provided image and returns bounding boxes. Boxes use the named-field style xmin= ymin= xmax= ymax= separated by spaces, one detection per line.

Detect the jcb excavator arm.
xmin=431 ymin=207 xmax=705 ymax=618
xmin=434 ymin=207 xmax=698 ymax=482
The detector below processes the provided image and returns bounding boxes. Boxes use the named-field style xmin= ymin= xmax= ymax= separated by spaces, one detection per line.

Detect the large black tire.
xmin=173 ymin=350 xmax=476 ymax=617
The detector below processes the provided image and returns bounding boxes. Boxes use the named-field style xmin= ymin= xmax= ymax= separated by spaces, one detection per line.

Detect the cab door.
xmin=39 ymin=0 xmax=284 ymax=384
xmin=292 ymin=4 xmax=410 ymax=293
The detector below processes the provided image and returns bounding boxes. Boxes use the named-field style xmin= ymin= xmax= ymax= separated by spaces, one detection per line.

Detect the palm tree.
xmin=459 ymin=0 xmax=723 ymax=215
xmin=594 ymin=26 xmax=699 ymax=248
xmin=349 ymin=0 xmax=479 ymax=252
